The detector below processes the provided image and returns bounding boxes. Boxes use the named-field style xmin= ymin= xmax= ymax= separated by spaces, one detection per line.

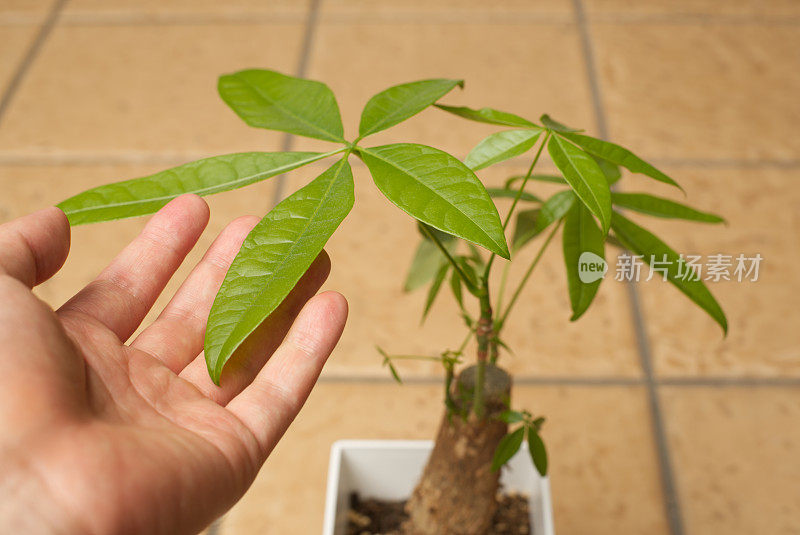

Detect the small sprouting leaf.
xmin=205 ymin=158 xmax=354 ymax=383
xmin=359 ymin=79 xmax=463 ymax=138
xmin=486 ymin=187 xmax=542 ymax=203
xmin=540 ymin=114 xmax=582 ymax=133
xmin=505 ymin=174 xmax=566 ymax=188
xmin=218 ymin=69 xmax=344 ymax=142
xmin=563 ymin=203 xmax=605 ymax=321
xmin=491 ymin=427 xmax=525 ymax=472
xmin=611 ymin=211 xmax=727 ymax=333
xmin=611 ymin=192 xmax=724 ymax=223
xmin=435 ymin=104 xmax=538 ymax=127
xmin=548 ymin=135 xmax=612 ymax=233
xmin=465 ymin=129 xmax=543 ymax=171
xmin=361 ymin=143 xmax=509 ymax=258
xmin=499 ymin=410 xmax=526 ymax=424
xmin=378 ymin=347 xmax=403 ymax=384
xmin=560 ymin=132 xmax=683 ymax=191
xmin=422 ymin=263 xmax=450 ymax=321
xmin=58 ymin=152 xmax=327 ymax=225
xmin=527 ymin=428 xmax=548 ymax=477
xmin=404 ymin=225 xmax=457 ymax=292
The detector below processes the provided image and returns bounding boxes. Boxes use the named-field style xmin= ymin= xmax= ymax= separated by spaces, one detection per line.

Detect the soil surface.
xmin=346 ymin=492 xmax=531 ymax=535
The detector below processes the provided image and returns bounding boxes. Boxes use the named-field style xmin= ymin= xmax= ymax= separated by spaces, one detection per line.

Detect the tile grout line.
xmin=572 ymin=1 xmax=685 ymax=534
xmin=0 ymin=0 xmax=68 ymax=128
xmin=271 ymin=0 xmax=321 ymax=208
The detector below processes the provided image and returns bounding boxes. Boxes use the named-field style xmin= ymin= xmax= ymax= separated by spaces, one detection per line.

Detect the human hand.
xmin=0 ymin=195 xmax=347 ymax=535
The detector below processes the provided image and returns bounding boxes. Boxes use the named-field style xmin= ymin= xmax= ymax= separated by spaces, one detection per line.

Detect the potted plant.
xmin=57 ymin=69 xmax=726 ymax=534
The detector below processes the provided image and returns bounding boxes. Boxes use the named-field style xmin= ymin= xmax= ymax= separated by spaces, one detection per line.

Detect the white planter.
xmin=323 ymin=439 xmax=554 ymax=535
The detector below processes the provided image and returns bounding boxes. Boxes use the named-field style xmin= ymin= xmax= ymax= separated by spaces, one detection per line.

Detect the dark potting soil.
xmin=345 ymin=492 xmax=531 ymax=535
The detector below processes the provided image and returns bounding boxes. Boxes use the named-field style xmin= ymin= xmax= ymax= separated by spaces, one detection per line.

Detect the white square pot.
xmin=323 ymin=440 xmax=554 ymax=535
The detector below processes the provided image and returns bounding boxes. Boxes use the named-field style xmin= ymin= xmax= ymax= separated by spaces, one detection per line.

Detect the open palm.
xmin=0 ymin=195 xmax=347 ymax=535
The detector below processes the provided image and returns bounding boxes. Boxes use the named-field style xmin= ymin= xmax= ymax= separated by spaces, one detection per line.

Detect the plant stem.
xmin=472 ymin=285 xmax=492 ymax=418
xmin=420 ymin=224 xmax=478 ymax=293
xmin=481 ymin=131 xmax=550 ymax=283
xmin=496 ymin=220 xmax=561 ymax=332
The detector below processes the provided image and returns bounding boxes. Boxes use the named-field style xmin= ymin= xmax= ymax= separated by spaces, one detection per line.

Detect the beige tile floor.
xmin=1 ymin=0 xmax=798 ymax=534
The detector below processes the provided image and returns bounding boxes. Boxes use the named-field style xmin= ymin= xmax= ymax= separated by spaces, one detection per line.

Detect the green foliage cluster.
xmin=58 ymin=69 xmax=726 ymax=475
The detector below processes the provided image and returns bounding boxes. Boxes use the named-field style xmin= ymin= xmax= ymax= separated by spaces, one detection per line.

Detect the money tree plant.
xmin=57 ymin=69 xmax=726 ymax=534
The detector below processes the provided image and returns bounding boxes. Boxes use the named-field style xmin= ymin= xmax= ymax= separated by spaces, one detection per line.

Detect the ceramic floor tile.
xmin=319 ymin=163 xmax=642 ymax=379
xmin=220 ymin=383 xmax=668 ymax=535
xmin=662 ymin=387 xmax=800 ymax=535
xmin=298 ymin=21 xmax=596 ymax=158
xmin=592 ymin=23 xmax=800 ymax=162
xmin=0 ymin=25 xmax=37 ymax=92
xmin=62 ymin=0 xmax=308 ymax=23
xmin=0 ymin=0 xmax=51 ymax=24
xmin=319 ymin=0 xmax=573 ymax=21
xmin=0 ymin=23 xmax=304 ymax=161
xmin=585 ymin=0 xmax=800 ymax=18
xmin=624 ymin=167 xmax=800 ymax=377
xmin=0 ymin=163 xmax=284 ymax=341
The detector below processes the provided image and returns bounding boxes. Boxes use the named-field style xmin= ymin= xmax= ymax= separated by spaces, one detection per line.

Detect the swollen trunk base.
xmin=403 ymin=365 xmax=511 ymax=534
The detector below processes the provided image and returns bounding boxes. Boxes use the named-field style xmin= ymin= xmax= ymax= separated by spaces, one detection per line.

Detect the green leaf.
xmin=359 ymin=79 xmax=463 ymax=138
xmin=499 ymin=410 xmax=526 ymax=424
xmin=58 ymin=152 xmax=327 ymax=225
xmin=527 ymin=429 xmax=548 ymax=477
xmin=611 ymin=211 xmax=727 ymax=333
xmin=404 ymin=235 xmax=457 ymax=292
xmin=505 ymin=174 xmax=566 ymax=188
xmin=540 ymin=114 xmax=582 ymax=133
xmin=491 ymin=427 xmax=525 ymax=472
xmin=560 ymin=132 xmax=683 ymax=191
xmin=486 ymin=187 xmax=542 ymax=203
xmin=593 ymin=155 xmax=622 ymax=185
xmin=449 ymin=268 xmax=464 ymax=310
xmin=360 ymin=143 xmax=509 ymax=258
xmin=548 ymin=135 xmax=612 ymax=233
xmin=513 ymin=190 xmax=575 ymax=250
xmin=563 ymin=203 xmax=605 ymax=321
xmin=465 ymin=129 xmax=543 ymax=171
xmin=218 ymin=69 xmax=344 ymax=142
xmin=378 ymin=347 xmax=403 ymax=385
xmin=611 ymin=192 xmax=724 ymax=223
xmin=422 ymin=263 xmax=450 ymax=321
xmin=205 ymin=158 xmax=354 ymax=383
xmin=435 ymin=104 xmax=538 ymax=128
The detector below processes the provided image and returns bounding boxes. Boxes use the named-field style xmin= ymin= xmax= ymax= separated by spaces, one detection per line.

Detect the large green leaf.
xmin=547 ymin=135 xmax=612 ymax=233
xmin=205 ymin=158 xmax=355 ymax=383
xmin=563 ymin=203 xmax=605 ymax=321
xmin=465 ymin=129 xmax=542 ymax=171
xmin=611 ymin=211 xmax=727 ymax=333
xmin=435 ymin=104 xmax=537 ymax=127
xmin=218 ymin=69 xmax=344 ymax=142
xmin=58 ymin=152 xmax=327 ymax=225
xmin=404 ymin=234 xmax=457 ymax=292
xmin=491 ymin=427 xmax=525 ymax=472
xmin=359 ymin=79 xmax=463 ymax=138
xmin=561 ymin=132 xmax=682 ymax=190
xmin=611 ymin=192 xmax=724 ymax=223
xmin=360 ymin=143 xmax=509 ymax=258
